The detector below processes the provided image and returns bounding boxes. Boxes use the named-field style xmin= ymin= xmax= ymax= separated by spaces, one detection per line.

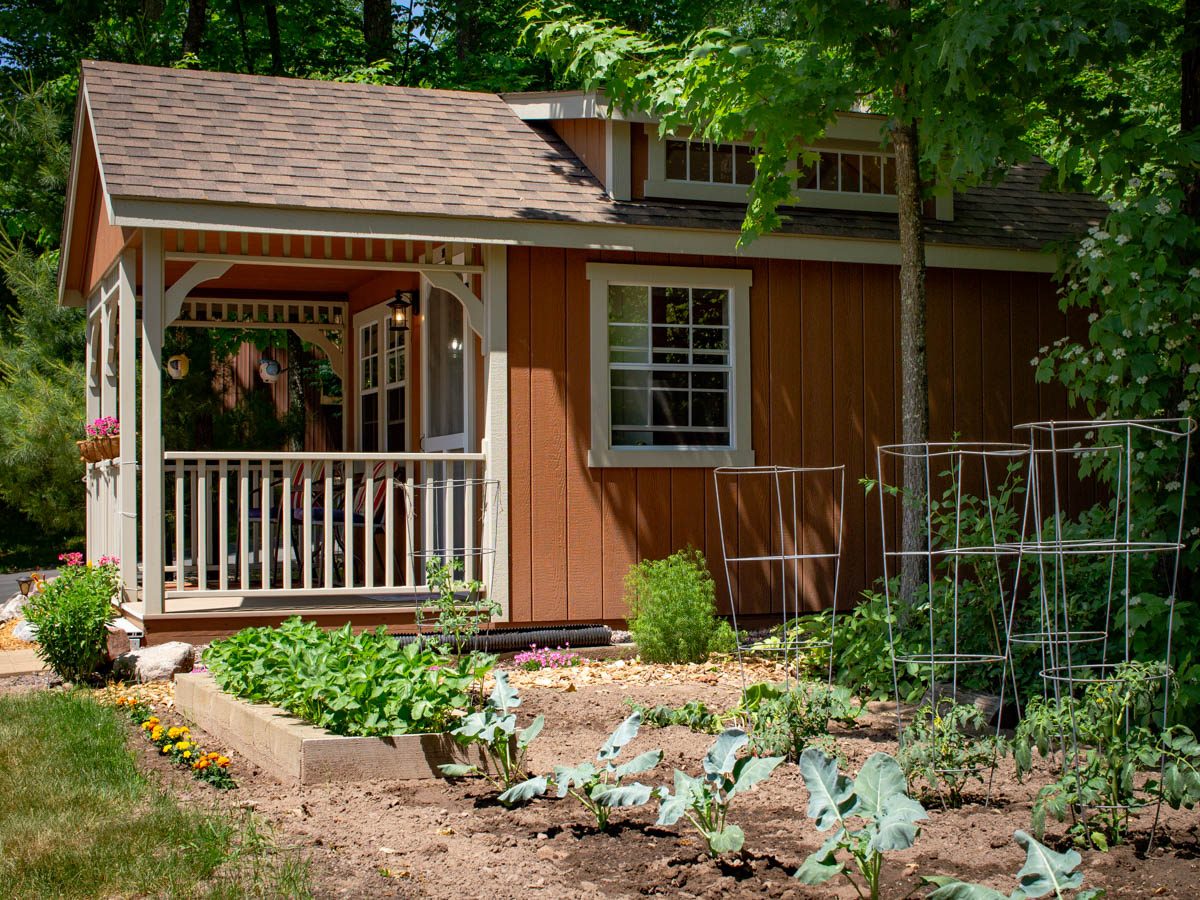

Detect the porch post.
xmin=85 ymin=292 xmax=99 ymax=556
xmin=141 ymin=230 xmax=165 ymax=618
xmin=482 ymin=244 xmax=510 ymax=620
xmin=118 ymin=248 xmax=139 ymax=599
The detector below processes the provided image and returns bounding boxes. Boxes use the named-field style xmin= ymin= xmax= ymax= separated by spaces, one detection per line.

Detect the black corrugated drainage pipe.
xmin=395 ymin=623 xmax=612 ymax=653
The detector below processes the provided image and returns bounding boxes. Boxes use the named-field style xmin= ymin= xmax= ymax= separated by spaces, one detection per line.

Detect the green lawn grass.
xmin=0 ymin=690 xmax=311 ymax=899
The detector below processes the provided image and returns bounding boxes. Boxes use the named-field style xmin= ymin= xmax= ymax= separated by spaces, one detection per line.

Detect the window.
xmin=797 ymin=149 xmax=896 ymax=196
xmin=354 ymin=312 xmax=408 ymax=452
xmin=587 ymin=263 xmax=754 ymax=468
xmin=664 ymin=139 xmax=757 ymax=186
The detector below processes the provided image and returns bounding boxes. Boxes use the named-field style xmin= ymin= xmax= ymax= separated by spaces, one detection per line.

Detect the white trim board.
xmin=109 ymin=197 xmax=1060 ymax=273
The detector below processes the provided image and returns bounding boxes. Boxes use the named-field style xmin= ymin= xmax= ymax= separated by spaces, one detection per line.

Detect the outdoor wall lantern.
xmin=388 ymin=290 xmax=417 ymax=332
xmin=258 ymin=358 xmax=282 ymax=385
xmin=17 ymin=575 xmax=33 ymax=596
xmin=166 ymin=354 xmax=190 ymax=380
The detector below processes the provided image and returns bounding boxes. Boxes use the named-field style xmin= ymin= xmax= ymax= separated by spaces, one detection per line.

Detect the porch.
xmin=81 ymin=229 xmax=510 ymax=640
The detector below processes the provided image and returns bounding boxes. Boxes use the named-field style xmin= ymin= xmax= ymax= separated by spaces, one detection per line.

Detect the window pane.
xmin=613 ymin=430 xmax=652 ymax=447
xmin=692 ymin=392 xmax=727 ymax=427
xmin=611 ymin=370 xmax=649 ymax=389
xmin=359 ymin=395 xmax=379 ymax=451
xmin=819 ymin=152 xmax=839 ymax=191
xmin=609 ymin=284 xmax=649 ymax=322
xmin=651 ymin=287 xmax=690 ymax=325
xmin=798 ymin=154 xmax=819 ymax=190
xmin=652 ymin=326 xmax=690 ymax=353
xmin=691 ymin=289 xmax=728 ymax=325
xmin=840 ymin=153 xmax=862 ymax=193
xmin=651 ymin=370 xmax=688 ymax=389
xmin=692 ymin=371 xmax=727 ymax=391
xmin=862 ymin=154 xmax=883 ymax=194
xmin=713 ymin=143 xmax=735 ymax=183
xmin=689 ymin=141 xmax=711 ymax=182
xmin=693 ymin=327 xmax=729 ymax=351
xmin=652 ymin=350 xmax=690 ymax=365
xmin=883 ymin=155 xmax=897 ymax=194
xmin=665 ymin=139 xmax=688 ymax=180
xmin=385 ymin=386 xmax=405 ymax=451
xmin=611 ymin=388 xmax=649 ymax=427
xmin=735 ymin=145 xmax=757 ymax=185
xmin=651 ymin=389 xmax=689 ymax=427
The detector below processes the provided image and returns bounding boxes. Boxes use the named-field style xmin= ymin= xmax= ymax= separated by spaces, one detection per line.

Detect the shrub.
xmin=23 ymin=558 xmax=118 ymax=682
xmin=732 ymin=681 xmax=859 ymax=762
xmin=204 ymin=617 xmax=493 ymax=737
xmin=624 ymin=548 xmax=729 ymax=664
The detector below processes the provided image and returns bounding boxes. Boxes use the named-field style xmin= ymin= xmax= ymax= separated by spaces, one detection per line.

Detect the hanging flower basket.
xmin=81 ymin=417 xmax=121 ymax=464
xmin=77 ymin=439 xmax=104 ymax=463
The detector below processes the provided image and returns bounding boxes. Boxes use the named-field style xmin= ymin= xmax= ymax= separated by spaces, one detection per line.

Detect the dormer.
xmin=502 ymin=90 xmax=953 ymax=221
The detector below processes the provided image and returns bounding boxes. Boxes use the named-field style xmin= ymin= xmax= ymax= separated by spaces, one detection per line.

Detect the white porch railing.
xmin=162 ymin=451 xmax=489 ymax=599
xmin=86 ymin=460 xmax=122 ymax=563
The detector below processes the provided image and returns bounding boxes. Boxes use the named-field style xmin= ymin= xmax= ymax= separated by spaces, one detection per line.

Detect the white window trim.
xmin=587 ymin=263 xmax=754 ymax=469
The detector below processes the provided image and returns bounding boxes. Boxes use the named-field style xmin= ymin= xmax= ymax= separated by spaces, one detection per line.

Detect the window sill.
xmin=587 ymin=447 xmax=755 ymax=469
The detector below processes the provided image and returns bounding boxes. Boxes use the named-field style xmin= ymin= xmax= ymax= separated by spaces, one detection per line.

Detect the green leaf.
xmin=869 ymin=794 xmax=927 ymax=853
xmin=795 ymin=834 xmax=845 ymax=885
xmin=552 ymin=762 xmax=599 ymax=798
xmin=704 ymin=728 xmax=749 ymax=778
xmin=518 ymin=714 xmax=544 ymax=749
xmin=488 ymin=670 xmax=520 ymax=712
xmin=497 ymin=775 xmax=548 ymax=806
xmin=437 ymin=763 xmax=478 ymax=777
xmin=613 ymin=749 xmax=663 ymax=779
xmin=1012 ymin=830 xmax=1085 ymax=897
xmin=798 ymin=747 xmax=857 ymax=830
xmin=922 ymin=875 xmax=1010 ymax=900
xmin=656 ymin=770 xmax=700 ymax=826
xmin=599 ymin=712 xmax=643 ymax=761
xmin=728 ymin=754 xmax=784 ymax=797
xmin=853 ymin=752 xmax=910 ymax=819
xmin=594 ymin=782 xmax=654 ymax=808
xmin=707 ymin=824 xmax=745 ymax=854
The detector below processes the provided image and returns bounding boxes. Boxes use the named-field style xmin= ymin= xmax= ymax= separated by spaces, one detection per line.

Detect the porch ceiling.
xmin=164 ymin=261 xmax=389 ymax=298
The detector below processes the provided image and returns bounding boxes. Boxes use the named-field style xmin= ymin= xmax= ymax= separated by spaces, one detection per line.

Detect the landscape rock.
xmin=12 ymin=618 xmax=37 ymax=642
xmin=104 ymin=624 xmax=132 ymax=661
xmin=0 ymin=592 xmax=28 ymax=624
xmin=112 ymin=641 xmax=194 ymax=682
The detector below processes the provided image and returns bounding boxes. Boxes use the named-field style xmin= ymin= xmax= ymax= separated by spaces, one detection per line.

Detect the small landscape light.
xmin=17 ymin=575 xmax=33 ymax=597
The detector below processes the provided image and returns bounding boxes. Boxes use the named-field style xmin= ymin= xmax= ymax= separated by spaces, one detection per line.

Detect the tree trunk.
xmin=231 ymin=0 xmax=254 ymax=74
xmin=364 ymin=0 xmax=394 ymax=63
xmin=263 ymin=1 xmax=283 ymax=75
xmin=181 ymin=0 xmax=207 ymax=56
xmin=892 ymin=117 xmax=929 ymax=611
xmin=1184 ymin=0 xmax=1199 ymax=218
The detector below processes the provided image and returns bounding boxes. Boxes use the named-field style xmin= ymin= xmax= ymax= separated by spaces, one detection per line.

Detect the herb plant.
xmin=626 ymin=698 xmax=724 ymax=734
xmin=439 ymin=671 xmax=543 ymax=797
xmin=795 ymin=748 xmax=928 ymax=900
xmin=899 ymin=699 xmax=1005 ymax=808
xmin=655 ymin=728 xmax=784 ymax=856
xmin=624 ymin=548 xmax=733 ymax=664
xmin=923 ymin=829 xmax=1103 ymax=899
xmin=1014 ymin=661 xmax=1200 ymax=849
xmin=204 ymin=617 xmax=491 ymax=737
xmin=503 ymin=712 xmax=663 ymax=828
xmin=417 ymin=557 xmax=499 ymax=653
xmin=23 ymin=557 xmax=118 ymax=683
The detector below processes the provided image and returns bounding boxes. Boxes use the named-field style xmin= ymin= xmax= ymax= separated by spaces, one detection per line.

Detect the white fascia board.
xmin=108 ymin=196 xmax=1058 ymax=273
xmin=503 ymin=89 xmax=657 ymax=123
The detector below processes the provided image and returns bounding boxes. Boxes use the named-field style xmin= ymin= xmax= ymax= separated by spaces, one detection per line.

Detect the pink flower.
xmin=58 ymin=551 xmax=85 ymax=567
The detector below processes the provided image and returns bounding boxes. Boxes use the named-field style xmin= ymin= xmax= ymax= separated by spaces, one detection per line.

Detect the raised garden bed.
xmin=175 ymin=673 xmax=489 ymax=784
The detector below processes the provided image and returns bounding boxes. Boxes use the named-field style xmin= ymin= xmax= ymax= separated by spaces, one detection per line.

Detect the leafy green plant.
xmin=204 ymin=617 xmax=490 ymax=737
xmin=439 ymin=671 xmax=543 ymax=797
xmin=624 ymin=548 xmax=730 ymax=664
xmin=923 ymin=829 xmax=1103 ymax=899
xmin=731 ymin=680 xmax=859 ymax=762
xmin=795 ymin=749 xmax=928 ymax=900
xmin=1014 ymin=661 xmax=1200 ymax=848
xmin=899 ymin=700 xmax=1005 ymax=808
xmin=626 ymin=698 xmax=725 ymax=734
xmin=23 ymin=558 xmax=118 ymax=683
xmin=655 ymin=728 xmax=784 ymax=856
xmin=417 ymin=557 xmax=499 ymax=654
xmin=502 ymin=712 xmax=663 ymax=827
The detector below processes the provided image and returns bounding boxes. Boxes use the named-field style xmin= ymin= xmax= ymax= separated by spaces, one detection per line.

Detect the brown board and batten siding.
xmin=506 ymin=246 xmax=1080 ymax=624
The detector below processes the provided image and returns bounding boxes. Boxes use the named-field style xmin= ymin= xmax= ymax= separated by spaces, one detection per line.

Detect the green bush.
xmin=204 ymin=617 xmax=493 ymax=736
xmin=624 ymin=548 xmax=730 ymax=664
xmin=23 ymin=560 xmax=117 ymax=682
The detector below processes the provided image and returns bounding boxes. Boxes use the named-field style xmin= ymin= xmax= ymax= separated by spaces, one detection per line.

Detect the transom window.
xmin=798 ymin=149 xmax=896 ymax=196
xmin=665 ymin=139 xmax=757 ymax=186
xmin=587 ymin=263 xmax=754 ymax=468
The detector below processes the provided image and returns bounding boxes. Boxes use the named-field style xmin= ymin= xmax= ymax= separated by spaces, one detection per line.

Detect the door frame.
xmin=419 ymin=275 xmax=474 ymax=453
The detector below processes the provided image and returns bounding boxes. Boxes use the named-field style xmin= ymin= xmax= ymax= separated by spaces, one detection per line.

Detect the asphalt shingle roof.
xmin=82 ymin=60 xmax=1103 ymax=250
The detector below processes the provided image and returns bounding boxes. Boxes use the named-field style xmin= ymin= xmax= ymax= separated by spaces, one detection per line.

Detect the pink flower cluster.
xmin=58 ymin=551 xmax=84 ymax=567
xmin=514 ymin=644 xmax=580 ymax=671
xmin=85 ymin=416 xmax=120 ymax=439
xmin=98 ymin=555 xmax=120 ymax=567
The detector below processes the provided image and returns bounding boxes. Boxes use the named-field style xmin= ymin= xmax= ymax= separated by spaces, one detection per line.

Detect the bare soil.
xmin=7 ymin=661 xmax=1199 ymax=898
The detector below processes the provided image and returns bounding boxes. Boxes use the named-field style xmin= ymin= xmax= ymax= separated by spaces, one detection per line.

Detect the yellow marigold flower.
xmin=176 ymin=741 xmax=190 ymax=750
xmin=216 ymin=756 xmax=230 ymax=767
xmin=183 ymin=751 xmax=191 ymax=759
xmin=160 ymin=746 xmax=170 ymax=754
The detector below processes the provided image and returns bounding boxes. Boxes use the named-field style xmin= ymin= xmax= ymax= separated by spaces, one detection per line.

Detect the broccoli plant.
xmin=655 ymin=728 xmax=785 ymax=857
xmin=501 ymin=712 xmax=663 ymax=828
xmin=923 ymin=829 xmax=1104 ymax=899
xmin=795 ymin=748 xmax=928 ymax=900
xmin=438 ymin=671 xmax=543 ymax=798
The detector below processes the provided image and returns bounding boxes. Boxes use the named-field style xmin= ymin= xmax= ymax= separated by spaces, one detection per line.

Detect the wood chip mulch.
xmin=93 ymin=680 xmax=176 ymax=711
xmin=0 ymin=618 xmax=35 ymax=651
xmin=504 ymin=653 xmax=794 ymax=691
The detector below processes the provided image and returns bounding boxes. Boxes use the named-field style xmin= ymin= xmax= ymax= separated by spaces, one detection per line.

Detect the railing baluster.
xmin=239 ymin=460 xmax=249 ymax=591
xmin=344 ymin=462 xmax=355 ymax=589
xmin=303 ymin=460 xmax=313 ymax=591
xmin=404 ymin=466 xmax=415 ymax=586
xmin=282 ymin=460 xmax=292 ymax=590
xmin=261 ymin=460 xmax=271 ymax=590
xmin=447 ymin=466 xmax=457 ymax=576
xmin=465 ymin=464 xmax=476 ymax=583
xmin=218 ymin=460 xmax=228 ymax=591
xmin=174 ymin=461 xmax=185 ymax=588
xmin=197 ymin=464 xmax=208 ymax=592
xmin=324 ymin=465 xmax=334 ymax=589
xmin=364 ymin=467 xmax=375 ymax=588
xmin=423 ymin=464 xmax=435 ymax=584
xmin=385 ymin=460 xmax=395 ymax=587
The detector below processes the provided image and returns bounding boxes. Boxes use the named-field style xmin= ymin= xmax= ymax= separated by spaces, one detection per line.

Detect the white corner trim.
xmin=605 ymin=119 xmax=632 ymax=201
xmin=586 ymin=263 xmax=754 ymax=470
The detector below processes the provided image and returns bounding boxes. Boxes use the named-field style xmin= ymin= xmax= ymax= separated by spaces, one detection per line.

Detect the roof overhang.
xmin=107 ymin=195 xmax=1058 ymax=273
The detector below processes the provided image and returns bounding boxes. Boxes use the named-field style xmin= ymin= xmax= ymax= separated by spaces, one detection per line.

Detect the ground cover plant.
xmin=624 ymin=548 xmax=736 ymax=664
xmin=514 ymin=643 xmax=580 ymax=670
xmin=655 ymin=727 xmax=784 ymax=856
xmin=899 ymin=699 xmax=1005 ymax=808
xmin=114 ymin=695 xmax=235 ymax=789
xmin=204 ymin=617 xmax=492 ymax=737
xmin=502 ymin=712 xmax=663 ymax=828
xmin=439 ymin=670 xmax=543 ymax=797
xmin=795 ymin=748 xmax=928 ymax=900
xmin=627 ymin=698 xmax=724 ymax=734
xmin=1014 ymin=661 xmax=1200 ymax=849
xmin=22 ymin=555 xmax=118 ymax=682
xmin=0 ymin=689 xmax=310 ymax=898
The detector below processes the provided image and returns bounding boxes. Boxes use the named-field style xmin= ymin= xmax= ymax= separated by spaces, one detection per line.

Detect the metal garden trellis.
xmin=713 ymin=464 xmax=846 ymax=691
